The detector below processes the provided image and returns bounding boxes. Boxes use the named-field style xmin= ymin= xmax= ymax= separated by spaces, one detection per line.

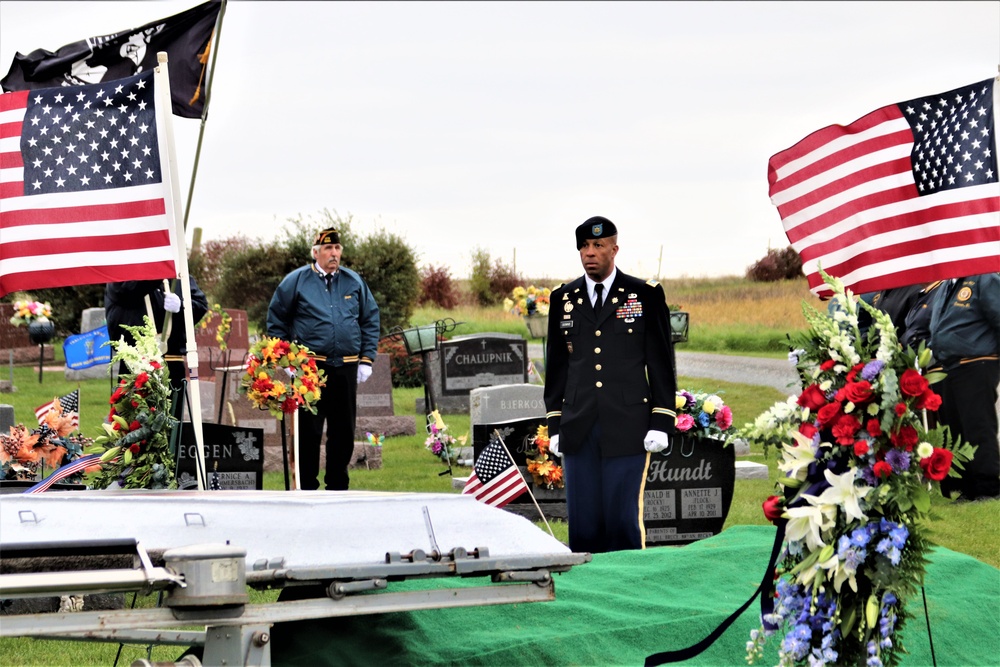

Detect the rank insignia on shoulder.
xmin=646 ymin=279 xmax=658 ymax=287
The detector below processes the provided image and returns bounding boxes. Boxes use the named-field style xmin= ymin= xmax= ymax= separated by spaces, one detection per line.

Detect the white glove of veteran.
xmin=357 ymin=364 xmax=373 ymax=383
xmin=548 ymin=434 xmax=561 ymax=457
xmin=162 ymin=292 xmax=181 ymax=313
xmin=643 ymin=430 xmax=670 ymax=453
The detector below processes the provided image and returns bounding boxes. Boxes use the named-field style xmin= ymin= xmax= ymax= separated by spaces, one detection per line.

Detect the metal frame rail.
xmin=0 ymin=538 xmax=589 ymax=667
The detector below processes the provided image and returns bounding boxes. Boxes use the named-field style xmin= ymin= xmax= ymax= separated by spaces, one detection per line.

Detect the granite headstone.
xmin=417 ymin=333 xmax=528 ymax=414
xmin=176 ymin=422 xmax=265 ymax=491
xmin=643 ymin=433 xmax=736 ymax=546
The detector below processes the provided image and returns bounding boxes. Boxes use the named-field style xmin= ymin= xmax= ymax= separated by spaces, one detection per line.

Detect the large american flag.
xmin=0 ymin=70 xmax=177 ymax=297
xmin=462 ymin=436 xmax=528 ymax=508
xmin=769 ymin=78 xmax=1000 ymax=296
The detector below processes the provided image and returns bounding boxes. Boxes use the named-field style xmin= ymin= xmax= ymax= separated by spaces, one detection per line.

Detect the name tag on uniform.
xmin=345 ymin=295 xmax=352 ymax=299
xmin=560 ymin=320 xmax=574 ymax=329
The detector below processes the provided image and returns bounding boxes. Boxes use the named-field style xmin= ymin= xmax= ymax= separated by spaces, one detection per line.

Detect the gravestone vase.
xmin=523 ymin=315 xmax=548 ymax=339
xmin=27 ymin=319 xmax=55 ymax=345
xmin=669 ymin=311 xmax=689 ymax=343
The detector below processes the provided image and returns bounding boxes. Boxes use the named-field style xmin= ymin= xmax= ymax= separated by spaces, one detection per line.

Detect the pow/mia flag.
xmin=1 ymin=0 xmax=221 ymax=119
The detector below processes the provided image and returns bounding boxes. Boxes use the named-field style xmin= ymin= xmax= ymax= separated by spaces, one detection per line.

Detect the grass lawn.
xmin=1 ymin=286 xmax=997 ymax=666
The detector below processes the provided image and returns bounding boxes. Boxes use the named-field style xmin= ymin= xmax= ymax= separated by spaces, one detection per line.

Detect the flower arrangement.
xmin=239 ymin=337 xmax=326 ymax=419
xmin=9 ymin=299 xmax=52 ymax=326
xmin=504 ymin=285 xmax=551 ymax=317
xmin=740 ymin=271 xmax=974 ymax=667
xmin=674 ymin=390 xmax=735 ymax=440
xmin=86 ymin=316 xmax=179 ymax=490
xmin=525 ymin=424 xmax=563 ymax=490
xmin=199 ymin=303 xmax=232 ymax=350
xmin=1 ymin=407 xmax=92 ymax=484
xmin=424 ymin=410 xmax=464 ymax=465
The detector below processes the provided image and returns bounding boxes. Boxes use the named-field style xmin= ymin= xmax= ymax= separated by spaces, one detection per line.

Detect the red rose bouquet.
xmin=741 ymin=271 xmax=974 ymax=667
xmin=87 ymin=317 xmax=178 ymax=490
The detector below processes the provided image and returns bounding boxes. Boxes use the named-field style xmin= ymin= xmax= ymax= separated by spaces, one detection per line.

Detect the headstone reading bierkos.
xmin=643 ymin=434 xmax=736 ymax=546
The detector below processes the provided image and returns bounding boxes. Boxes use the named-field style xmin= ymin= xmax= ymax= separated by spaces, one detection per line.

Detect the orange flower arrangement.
xmin=525 ymin=425 xmax=564 ymax=490
xmin=1 ymin=403 xmax=92 ymax=483
xmin=240 ymin=337 xmax=326 ymax=419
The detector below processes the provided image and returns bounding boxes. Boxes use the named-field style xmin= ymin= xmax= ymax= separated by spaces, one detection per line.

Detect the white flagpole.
xmin=155 ymin=52 xmax=207 ymax=491
xmin=292 ymin=409 xmax=301 ymax=490
xmin=493 ymin=429 xmax=555 ymax=538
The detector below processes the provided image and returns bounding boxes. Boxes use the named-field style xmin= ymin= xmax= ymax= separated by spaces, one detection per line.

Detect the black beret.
xmin=575 ymin=216 xmax=618 ymax=248
xmin=314 ymin=227 xmax=340 ymax=246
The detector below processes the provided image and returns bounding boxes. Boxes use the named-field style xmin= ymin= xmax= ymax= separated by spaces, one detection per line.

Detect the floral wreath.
xmin=199 ymin=303 xmax=233 ymax=351
xmin=740 ymin=270 xmax=974 ymax=667
xmin=526 ymin=425 xmax=563 ymax=490
xmin=87 ymin=316 xmax=178 ymax=490
xmin=239 ymin=337 xmax=326 ymax=419
xmin=1 ymin=406 xmax=93 ymax=484
xmin=9 ymin=299 xmax=52 ymax=326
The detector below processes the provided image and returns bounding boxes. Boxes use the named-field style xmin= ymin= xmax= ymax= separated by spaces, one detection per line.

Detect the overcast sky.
xmin=2 ymin=1 xmax=998 ymax=283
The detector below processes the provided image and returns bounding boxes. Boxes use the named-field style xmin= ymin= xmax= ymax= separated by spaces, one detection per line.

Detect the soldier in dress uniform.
xmin=543 ymin=216 xmax=677 ymax=553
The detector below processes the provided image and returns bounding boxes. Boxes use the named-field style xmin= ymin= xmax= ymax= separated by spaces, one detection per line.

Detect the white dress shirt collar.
xmin=584 ymin=267 xmax=617 ymax=305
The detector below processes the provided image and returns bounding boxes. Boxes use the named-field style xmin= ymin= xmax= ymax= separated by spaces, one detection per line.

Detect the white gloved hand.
xmin=357 ymin=364 xmax=372 ymax=383
xmin=548 ymin=434 xmax=561 ymax=457
xmin=644 ymin=430 xmax=670 ymax=453
xmin=162 ymin=292 xmax=181 ymax=313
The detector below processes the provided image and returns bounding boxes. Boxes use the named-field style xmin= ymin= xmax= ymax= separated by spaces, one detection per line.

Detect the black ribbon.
xmin=644 ymin=521 xmax=786 ymax=666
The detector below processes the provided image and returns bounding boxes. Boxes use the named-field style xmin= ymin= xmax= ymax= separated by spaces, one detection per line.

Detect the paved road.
xmin=675 ymin=351 xmax=800 ymax=395
xmin=530 ymin=345 xmax=998 ymax=420
xmin=529 ymin=344 xmax=800 ymax=395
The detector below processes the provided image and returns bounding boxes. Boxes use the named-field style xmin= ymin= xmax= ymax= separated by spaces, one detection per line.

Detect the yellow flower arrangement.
xmin=503 ymin=285 xmax=552 ymax=317
xmin=525 ymin=424 xmax=563 ymax=490
xmin=239 ymin=337 xmax=326 ymax=420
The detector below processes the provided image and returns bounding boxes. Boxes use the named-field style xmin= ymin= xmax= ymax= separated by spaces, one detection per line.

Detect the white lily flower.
xmin=778 ymin=431 xmax=816 ymax=481
xmin=815 ymin=467 xmax=872 ymax=523
xmin=784 ymin=500 xmax=832 ymax=551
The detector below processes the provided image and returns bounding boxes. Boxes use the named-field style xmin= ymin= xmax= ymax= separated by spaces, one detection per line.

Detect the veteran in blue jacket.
xmin=267 ymin=227 xmax=380 ymax=491
xmin=929 ymin=272 xmax=1000 ymax=501
xmin=544 ymin=217 xmax=677 ymax=552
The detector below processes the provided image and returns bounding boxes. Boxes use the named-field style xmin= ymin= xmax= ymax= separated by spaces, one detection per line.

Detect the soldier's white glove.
xmin=644 ymin=430 xmax=670 ymax=453
xmin=357 ymin=364 xmax=372 ymax=383
xmin=548 ymin=434 xmax=561 ymax=457
xmin=163 ymin=292 xmax=181 ymax=313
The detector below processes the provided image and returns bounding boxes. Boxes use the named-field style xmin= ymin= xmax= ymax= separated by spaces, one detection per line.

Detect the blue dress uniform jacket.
xmin=929 ymin=273 xmax=1000 ymax=370
xmin=267 ymin=264 xmax=380 ymax=366
xmin=544 ymin=271 xmax=677 ymax=457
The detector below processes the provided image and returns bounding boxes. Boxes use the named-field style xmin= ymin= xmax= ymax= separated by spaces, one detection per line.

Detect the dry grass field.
xmin=662 ymin=276 xmax=817 ymax=329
